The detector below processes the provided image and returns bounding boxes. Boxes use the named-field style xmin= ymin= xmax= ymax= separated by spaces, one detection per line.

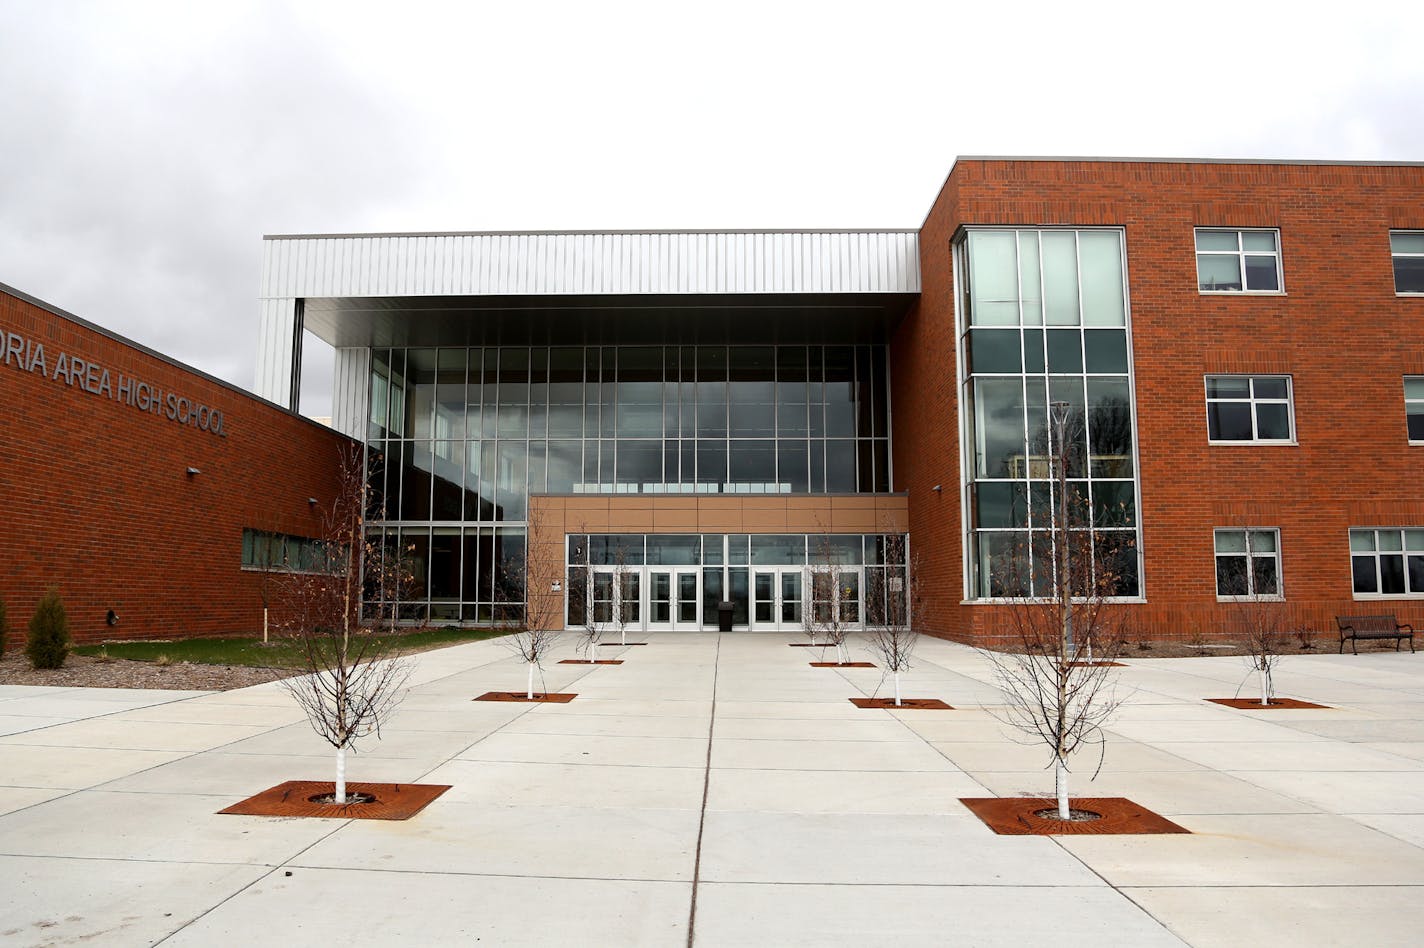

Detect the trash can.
xmin=717 ymin=601 xmax=735 ymax=632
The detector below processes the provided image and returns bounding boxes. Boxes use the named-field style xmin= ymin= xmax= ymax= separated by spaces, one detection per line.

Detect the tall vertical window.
xmin=1214 ymin=528 xmax=1281 ymax=599
xmin=1350 ymin=528 xmax=1424 ymax=597
xmin=959 ymin=228 xmax=1140 ymax=599
xmin=1195 ymin=229 xmax=1282 ymax=293
xmin=1392 ymin=232 xmax=1424 ymax=294
xmin=1406 ymin=377 xmax=1424 ymax=443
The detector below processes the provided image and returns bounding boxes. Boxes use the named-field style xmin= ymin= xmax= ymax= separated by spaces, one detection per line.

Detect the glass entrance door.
xmin=590 ymin=568 xmax=641 ymax=634
xmin=809 ymin=568 xmax=862 ymax=631
xmin=751 ymin=568 xmax=806 ymax=632
xmin=647 ymin=567 xmax=700 ymax=632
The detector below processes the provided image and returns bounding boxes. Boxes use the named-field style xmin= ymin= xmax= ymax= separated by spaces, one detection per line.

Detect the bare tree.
xmin=980 ymin=401 xmax=1132 ymax=821
xmin=864 ymin=534 xmax=920 ymax=706
xmin=1220 ymin=527 xmax=1288 ymax=706
xmin=500 ymin=502 xmax=561 ymax=698
xmin=610 ymin=544 xmax=639 ymax=647
xmin=275 ymin=443 xmax=416 ymax=805
xmin=807 ymin=533 xmax=853 ymax=665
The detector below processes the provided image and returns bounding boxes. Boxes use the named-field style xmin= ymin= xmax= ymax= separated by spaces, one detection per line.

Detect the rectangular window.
xmin=1205 ymin=375 xmax=1294 ymax=443
xmin=1214 ymin=528 xmax=1281 ymax=598
xmin=241 ymin=528 xmax=339 ymax=574
xmin=1406 ymin=377 xmax=1424 ymax=443
xmin=1195 ymin=229 xmax=1282 ymax=293
xmin=1392 ymin=232 xmax=1424 ymax=294
xmin=1350 ymin=528 xmax=1424 ymax=597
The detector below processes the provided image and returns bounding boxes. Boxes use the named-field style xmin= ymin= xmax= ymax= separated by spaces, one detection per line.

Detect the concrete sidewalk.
xmin=2 ymin=634 xmax=1423 ymax=946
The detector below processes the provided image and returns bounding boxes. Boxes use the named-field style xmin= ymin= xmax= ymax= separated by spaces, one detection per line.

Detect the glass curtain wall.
xmin=365 ymin=344 xmax=891 ymax=623
xmin=958 ymin=228 xmax=1141 ymax=599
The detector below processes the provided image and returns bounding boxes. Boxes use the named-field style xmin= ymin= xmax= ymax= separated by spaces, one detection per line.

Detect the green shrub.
xmin=26 ymin=589 xmax=70 ymax=670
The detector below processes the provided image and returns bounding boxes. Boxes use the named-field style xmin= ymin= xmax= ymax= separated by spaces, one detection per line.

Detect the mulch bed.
xmin=849 ymin=697 xmax=953 ymax=710
xmin=220 ymin=781 xmax=450 ymax=820
xmin=960 ymin=797 xmax=1190 ymax=836
xmin=473 ymin=691 xmax=577 ymax=703
xmin=1206 ymin=697 xmax=1331 ymax=710
xmin=810 ymin=662 xmax=876 ymax=667
xmin=558 ymin=659 xmax=624 ymax=665
xmin=787 ymin=643 xmax=823 ymax=647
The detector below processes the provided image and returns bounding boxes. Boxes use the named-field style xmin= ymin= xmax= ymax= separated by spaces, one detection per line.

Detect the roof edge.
xmin=263 ymin=228 xmax=920 ymax=241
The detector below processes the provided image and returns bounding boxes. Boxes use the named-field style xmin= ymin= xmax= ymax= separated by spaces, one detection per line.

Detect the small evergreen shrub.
xmin=26 ymin=589 xmax=71 ymax=670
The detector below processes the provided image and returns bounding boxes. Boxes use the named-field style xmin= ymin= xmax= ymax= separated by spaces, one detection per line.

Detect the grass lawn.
xmin=73 ymin=627 xmax=512 ymax=668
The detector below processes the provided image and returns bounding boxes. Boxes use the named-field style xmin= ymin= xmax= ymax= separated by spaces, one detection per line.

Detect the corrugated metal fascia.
xmin=259 ymin=231 xmax=920 ymax=299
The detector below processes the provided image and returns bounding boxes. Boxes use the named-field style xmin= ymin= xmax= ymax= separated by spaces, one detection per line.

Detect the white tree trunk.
xmin=335 ymin=745 xmax=347 ymax=805
xmin=620 ymin=628 xmax=627 ymax=645
xmin=1055 ymin=757 xmax=1070 ymax=820
xmin=262 ymin=605 xmax=268 ymax=645
xmin=526 ymin=660 xmax=536 ymax=700
xmin=591 ymin=639 xmax=598 ymax=663
xmin=1259 ymin=665 xmax=1271 ymax=706
xmin=893 ymin=671 xmax=901 ymax=707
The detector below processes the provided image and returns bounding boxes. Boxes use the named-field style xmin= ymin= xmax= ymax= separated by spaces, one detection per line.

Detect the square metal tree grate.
xmin=220 ymin=781 xmax=450 ymax=820
xmin=960 ymin=797 xmax=1190 ymax=835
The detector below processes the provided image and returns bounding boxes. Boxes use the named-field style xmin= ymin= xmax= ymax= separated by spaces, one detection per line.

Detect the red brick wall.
xmin=0 ymin=286 xmax=349 ymax=647
xmin=893 ymin=159 xmax=1424 ymax=643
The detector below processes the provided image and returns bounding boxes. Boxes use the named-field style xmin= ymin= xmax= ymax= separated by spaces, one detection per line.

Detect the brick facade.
xmin=0 ymin=285 xmax=349 ymax=647
xmin=893 ymin=159 xmax=1424 ymax=644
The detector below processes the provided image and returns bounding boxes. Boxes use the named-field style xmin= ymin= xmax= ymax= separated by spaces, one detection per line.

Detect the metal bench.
xmin=1336 ymin=615 xmax=1415 ymax=654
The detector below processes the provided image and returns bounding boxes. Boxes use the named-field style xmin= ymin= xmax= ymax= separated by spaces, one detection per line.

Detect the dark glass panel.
xmin=652 ymin=572 xmax=672 ymax=623
xmin=696 ymin=440 xmax=727 ymax=485
xmin=566 ymin=568 xmax=587 ymax=625
xmin=1207 ymin=402 xmax=1253 ymax=441
xmin=406 ymin=348 xmax=438 ymax=439
xmin=369 ymin=349 xmax=394 ymax=440
xmin=647 ymin=535 xmax=701 ymax=565
xmin=808 ymin=382 xmax=826 ymax=437
xmin=366 ymin=446 xmax=388 ymax=519
xmin=1253 ymin=377 xmax=1288 ymax=399
xmin=855 ymin=346 xmax=875 ymax=439
xmin=1407 ymin=406 xmax=1424 ymax=441
xmin=729 ymin=440 xmax=775 ymax=485
xmin=1252 ymin=557 xmax=1279 ymax=596
xmin=750 ymin=535 xmax=806 ymax=565
xmin=546 ymin=440 xmax=580 ymax=493
xmin=809 ymin=439 xmax=826 ymax=492
xmin=729 ymin=380 xmax=776 ymax=437
xmin=872 ymin=440 xmax=890 ymax=492
xmin=776 ymin=440 xmax=808 ymax=492
xmin=825 ymin=440 xmax=857 ymax=491
xmin=428 ymin=529 xmax=461 ymax=602
xmin=434 ymin=348 xmax=467 ymax=441
xmin=616 ymin=440 xmax=662 ymax=486
xmin=1381 ymin=554 xmax=1406 ymax=595
xmin=857 ymin=440 xmax=874 ymax=494
xmin=527 ymin=440 xmax=546 ymax=495
xmin=479 ymin=441 xmax=498 ymax=519
xmin=496 ymin=440 xmax=528 ymax=520
xmin=494 ymin=528 xmax=526 ymax=605
xmin=809 ymin=534 xmax=861 ymax=565
xmin=1022 ymin=329 xmax=1045 ymax=373
xmin=1255 ymin=404 xmax=1291 ymax=440
xmin=588 ymin=534 xmax=644 ymax=566
xmin=1243 ymin=255 xmax=1279 ymax=291
xmin=462 ymin=529 xmax=481 ymax=604
xmin=777 ymin=345 xmax=808 ymax=382
xmin=663 ymin=441 xmax=680 ymax=485
xmin=1083 ymin=330 xmax=1129 ymax=374
xmin=616 ymin=346 xmax=663 ymax=437
xmin=726 ymin=534 xmax=750 ymax=565
xmin=431 ymin=441 xmax=464 ymax=520
xmin=702 ymin=534 xmax=724 ymax=565
xmin=1046 ymin=329 xmax=1083 ymax=374
xmin=567 ymin=534 xmax=588 ymax=565
xmin=1352 ymin=555 xmax=1378 ymax=593
xmin=402 ymin=527 xmax=431 ymax=603
xmin=581 ymin=440 xmax=600 ymax=486
xmin=973 ymin=378 xmax=1026 ymax=479
xmin=1408 ymin=555 xmax=1424 ymax=594
xmin=968 ymin=329 xmax=1021 ymax=375
xmin=663 ymin=382 xmax=682 ymax=438
xmin=870 ymin=347 xmax=887 ymax=438
xmin=1206 ymin=377 xmax=1250 ymax=398
xmin=1087 ymin=378 xmax=1134 ymax=477
xmin=1092 ymin=481 xmax=1135 ymax=528
xmin=974 ymin=481 xmax=1026 ymax=529
xmin=701 ymin=569 xmax=723 ymax=628
xmin=482 ymin=349 xmax=500 ymax=437
xmin=824 ymin=346 xmax=857 ymax=437
xmin=1396 ymin=257 xmax=1424 ymax=294
xmin=402 ymin=441 xmax=433 ymax=520
xmin=728 ymin=568 xmax=749 ymax=625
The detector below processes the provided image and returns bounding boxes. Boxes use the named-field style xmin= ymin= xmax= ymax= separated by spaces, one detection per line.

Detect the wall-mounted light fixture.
xmin=186 ymin=467 xmax=201 ymax=477
xmin=308 ymin=497 xmax=318 ymax=506
xmin=931 ymin=484 xmax=942 ymax=493
xmin=105 ymin=609 xmax=119 ymax=627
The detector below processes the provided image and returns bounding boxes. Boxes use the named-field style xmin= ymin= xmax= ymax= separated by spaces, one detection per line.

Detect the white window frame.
xmin=1349 ymin=527 xmax=1424 ymax=599
xmin=1391 ymin=231 xmax=1424 ymax=296
xmin=1195 ymin=228 xmax=1284 ymax=294
xmin=1406 ymin=376 xmax=1424 ymax=445
xmin=1204 ymin=374 xmax=1296 ymax=444
xmin=1213 ymin=528 xmax=1283 ymax=601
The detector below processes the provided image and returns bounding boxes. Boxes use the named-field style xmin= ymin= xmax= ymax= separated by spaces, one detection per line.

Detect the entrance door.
xmin=809 ymin=568 xmax=863 ymax=631
xmin=590 ymin=568 xmax=642 ymax=635
xmin=751 ymin=568 xmax=806 ymax=632
xmin=647 ymin=567 xmax=700 ymax=632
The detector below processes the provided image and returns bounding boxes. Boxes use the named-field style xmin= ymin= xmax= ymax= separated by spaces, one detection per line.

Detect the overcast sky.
xmin=2 ymin=0 xmax=1419 ymax=418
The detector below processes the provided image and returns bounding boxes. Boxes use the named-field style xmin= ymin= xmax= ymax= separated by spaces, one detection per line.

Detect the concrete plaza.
xmin=2 ymin=634 xmax=1424 ymax=946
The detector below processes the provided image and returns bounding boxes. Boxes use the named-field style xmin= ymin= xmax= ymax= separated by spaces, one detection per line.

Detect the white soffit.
xmin=260 ymin=231 xmax=921 ymax=299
